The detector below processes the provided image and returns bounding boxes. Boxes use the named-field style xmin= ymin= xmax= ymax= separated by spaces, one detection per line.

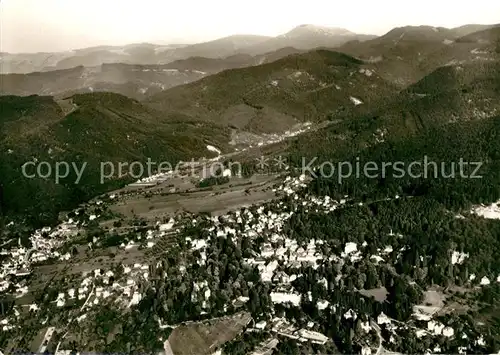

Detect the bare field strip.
xmin=168 ymin=312 xmax=252 ymax=355
xmin=109 ymin=175 xmax=280 ymax=219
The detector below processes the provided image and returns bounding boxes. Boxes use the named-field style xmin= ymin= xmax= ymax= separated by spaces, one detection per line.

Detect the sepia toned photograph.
xmin=0 ymin=0 xmax=500 ymax=354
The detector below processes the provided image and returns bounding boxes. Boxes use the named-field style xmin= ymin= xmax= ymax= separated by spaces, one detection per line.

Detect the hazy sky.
xmin=1 ymin=0 xmax=499 ymax=53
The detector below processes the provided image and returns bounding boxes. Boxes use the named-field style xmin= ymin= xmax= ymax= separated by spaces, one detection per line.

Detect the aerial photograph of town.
xmin=1 ymin=0 xmax=500 ymax=354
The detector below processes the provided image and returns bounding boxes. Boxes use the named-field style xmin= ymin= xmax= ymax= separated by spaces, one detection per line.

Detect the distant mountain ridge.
xmin=1 ymin=23 xmax=497 ymax=79
xmin=0 ymin=64 xmax=208 ymax=100
xmin=337 ymin=24 xmax=500 ymax=86
xmin=0 ymin=25 xmax=373 ymax=74
xmin=145 ymin=49 xmax=399 ymax=133
xmin=285 ymin=24 xmax=356 ymax=36
xmin=2 ymin=24 xmax=499 ymax=107
xmin=0 ymin=48 xmax=307 ymax=99
xmin=238 ymin=25 xmax=376 ymax=56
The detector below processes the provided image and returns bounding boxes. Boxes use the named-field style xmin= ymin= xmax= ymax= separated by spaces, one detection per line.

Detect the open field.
xmin=108 ymin=174 xmax=280 ymax=220
xmin=413 ymin=289 xmax=446 ymax=317
xmin=359 ymin=287 xmax=389 ymax=302
xmin=168 ymin=312 xmax=252 ymax=355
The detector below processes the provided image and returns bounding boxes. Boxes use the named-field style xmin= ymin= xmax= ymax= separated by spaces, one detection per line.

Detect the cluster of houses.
xmin=472 ymin=200 xmax=500 ymax=220
xmin=268 ymin=317 xmax=329 ymax=345
xmin=1 ymin=169 xmax=500 ymax=354
xmin=177 ymin=174 xmax=500 ymax=354
xmin=174 ymin=175 xmax=349 ymax=348
xmin=0 ymin=220 xmax=79 ymax=300
xmin=375 ymin=300 xmax=494 ymax=355
xmin=0 ymin=205 xmax=182 ymax=350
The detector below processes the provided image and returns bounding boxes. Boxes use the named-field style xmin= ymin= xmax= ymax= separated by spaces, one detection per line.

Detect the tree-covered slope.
xmin=0 ymin=93 xmax=230 ymax=226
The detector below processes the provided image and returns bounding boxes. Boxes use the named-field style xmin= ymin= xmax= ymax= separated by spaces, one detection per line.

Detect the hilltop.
xmin=146 ymin=50 xmax=398 ymax=133
xmin=337 ymin=24 xmax=500 ymax=86
xmin=0 ymin=64 xmax=208 ymax=100
xmin=2 ymin=24 xmax=498 ymax=100
xmin=0 ymin=25 xmax=373 ymax=74
xmin=0 ymin=37 xmax=269 ymax=74
xmin=155 ymin=35 xmax=272 ymax=63
xmin=238 ymin=25 xmax=375 ymax=55
xmin=0 ymin=93 xmax=230 ymax=225
xmin=274 ymin=58 xmax=500 ymax=173
xmin=0 ymin=48 xmax=307 ymax=100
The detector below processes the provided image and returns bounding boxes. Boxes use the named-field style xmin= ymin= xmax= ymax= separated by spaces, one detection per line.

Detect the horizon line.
xmin=2 ymin=22 xmax=498 ymax=55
